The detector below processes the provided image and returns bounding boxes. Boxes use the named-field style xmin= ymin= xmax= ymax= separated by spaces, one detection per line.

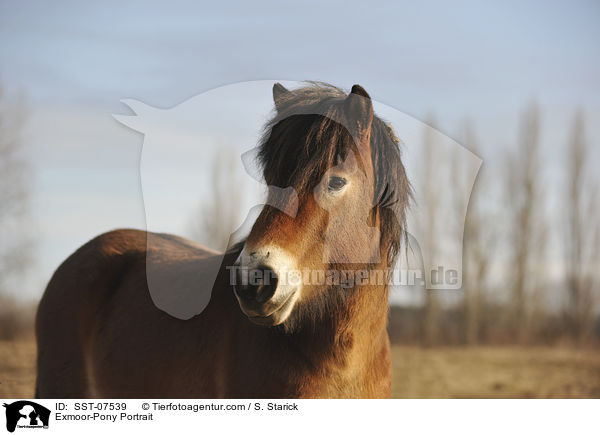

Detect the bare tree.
xmin=563 ymin=109 xmax=599 ymax=345
xmin=453 ymin=121 xmax=491 ymax=345
xmin=0 ymin=84 xmax=33 ymax=340
xmin=421 ymin=115 xmax=441 ymax=346
xmin=503 ymin=103 xmax=547 ymax=344
xmin=187 ymin=147 xmax=244 ymax=252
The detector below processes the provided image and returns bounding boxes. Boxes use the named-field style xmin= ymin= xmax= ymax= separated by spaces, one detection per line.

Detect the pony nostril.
xmin=255 ymin=266 xmax=277 ymax=303
xmin=234 ymin=266 xmax=278 ymax=304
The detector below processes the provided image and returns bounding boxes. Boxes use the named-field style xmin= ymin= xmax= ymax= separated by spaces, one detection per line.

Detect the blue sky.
xmin=2 ymin=1 xmax=599 ymax=115
xmin=0 ymin=0 xmax=598 ymax=300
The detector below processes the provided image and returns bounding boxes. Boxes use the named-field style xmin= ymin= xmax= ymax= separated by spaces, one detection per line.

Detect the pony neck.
xmin=284 ymin=262 xmax=391 ymax=365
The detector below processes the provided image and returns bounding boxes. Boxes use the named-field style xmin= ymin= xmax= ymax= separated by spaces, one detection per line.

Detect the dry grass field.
xmin=0 ymin=338 xmax=37 ymax=398
xmin=1 ymin=339 xmax=599 ymax=398
xmin=391 ymin=345 xmax=600 ymax=398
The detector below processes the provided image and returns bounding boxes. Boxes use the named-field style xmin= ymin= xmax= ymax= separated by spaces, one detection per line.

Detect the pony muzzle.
xmin=233 ymin=246 xmax=300 ymax=326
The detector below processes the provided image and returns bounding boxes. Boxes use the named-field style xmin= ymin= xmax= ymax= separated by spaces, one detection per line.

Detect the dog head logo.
xmin=3 ymin=401 xmax=50 ymax=433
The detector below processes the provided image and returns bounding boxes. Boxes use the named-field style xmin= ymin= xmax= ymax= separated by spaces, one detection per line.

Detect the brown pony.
xmin=35 ymin=82 xmax=411 ymax=398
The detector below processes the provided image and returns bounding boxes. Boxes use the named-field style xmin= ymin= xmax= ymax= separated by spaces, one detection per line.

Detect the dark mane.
xmin=257 ymin=82 xmax=411 ymax=266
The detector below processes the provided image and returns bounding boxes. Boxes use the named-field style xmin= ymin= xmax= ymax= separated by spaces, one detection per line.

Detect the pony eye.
xmin=328 ymin=176 xmax=347 ymax=191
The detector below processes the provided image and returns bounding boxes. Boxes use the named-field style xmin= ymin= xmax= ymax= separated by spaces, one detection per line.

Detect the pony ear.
xmin=344 ymin=84 xmax=373 ymax=142
xmin=272 ymin=82 xmax=290 ymax=112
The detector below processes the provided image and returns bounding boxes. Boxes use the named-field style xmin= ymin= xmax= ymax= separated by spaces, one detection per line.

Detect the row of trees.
xmin=0 ymin=82 xmax=597 ymax=346
xmin=420 ymin=104 xmax=599 ymax=346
